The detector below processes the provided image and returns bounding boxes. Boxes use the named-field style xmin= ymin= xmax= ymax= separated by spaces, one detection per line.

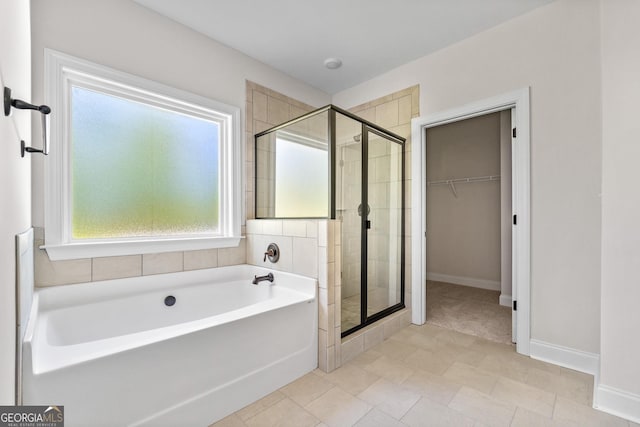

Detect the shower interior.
xmin=255 ymin=105 xmax=405 ymax=336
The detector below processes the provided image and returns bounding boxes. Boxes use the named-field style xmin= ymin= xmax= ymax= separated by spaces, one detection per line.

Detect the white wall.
xmin=599 ymin=0 xmax=640 ymax=416
xmin=0 ymin=1 xmax=32 ymax=404
xmin=426 ymin=113 xmax=502 ymax=289
xmin=334 ymin=0 xmax=602 ymax=354
xmin=29 ymin=0 xmax=330 ymax=228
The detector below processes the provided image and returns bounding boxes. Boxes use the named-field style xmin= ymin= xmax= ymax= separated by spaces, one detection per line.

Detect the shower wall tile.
xmin=283 ymin=220 xmax=307 ymax=237
xmin=93 ymin=255 xmax=142 ymax=281
xmin=292 ymin=237 xmax=318 ymax=277
xmin=252 ymin=91 xmax=267 ymax=122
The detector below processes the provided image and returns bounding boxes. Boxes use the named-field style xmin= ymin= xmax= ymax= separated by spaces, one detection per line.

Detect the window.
xmin=44 ymin=50 xmax=241 ymax=260
xmin=274 ymin=135 xmax=328 ymax=217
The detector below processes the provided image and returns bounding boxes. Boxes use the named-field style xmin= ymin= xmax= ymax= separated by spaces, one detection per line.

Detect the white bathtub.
xmin=22 ymin=265 xmax=317 ymax=426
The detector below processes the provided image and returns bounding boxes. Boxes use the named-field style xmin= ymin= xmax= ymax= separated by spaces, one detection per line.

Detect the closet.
xmin=425 ymin=111 xmax=513 ymax=344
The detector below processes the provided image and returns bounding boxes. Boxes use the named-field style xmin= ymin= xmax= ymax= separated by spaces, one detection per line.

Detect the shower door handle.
xmin=366 ymin=220 xmax=371 ymax=229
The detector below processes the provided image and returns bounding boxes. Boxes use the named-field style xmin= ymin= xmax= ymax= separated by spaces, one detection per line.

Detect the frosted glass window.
xmin=274 ymin=137 xmax=328 ymax=217
xmin=71 ymin=86 xmax=220 ymax=239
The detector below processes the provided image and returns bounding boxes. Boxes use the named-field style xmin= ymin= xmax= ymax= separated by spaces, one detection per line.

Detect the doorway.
xmin=425 ymin=111 xmax=512 ymax=345
xmin=411 ymin=88 xmax=530 ymax=355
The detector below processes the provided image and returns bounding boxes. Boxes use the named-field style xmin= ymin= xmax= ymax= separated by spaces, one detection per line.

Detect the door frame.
xmin=410 ymin=88 xmax=531 ymax=355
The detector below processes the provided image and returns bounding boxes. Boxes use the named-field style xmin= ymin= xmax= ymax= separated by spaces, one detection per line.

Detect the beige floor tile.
xmin=353 ymin=408 xmax=406 ymax=427
xmin=510 ymin=407 xmax=572 ymax=427
xmin=305 ymin=387 xmax=371 ymax=427
xmin=210 ymin=413 xmax=247 ymax=427
xmin=526 ymin=366 xmax=592 ymax=406
xmin=362 ymin=356 xmax=415 ymax=384
xmin=435 ymin=327 xmax=480 ymax=348
xmin=371 ymin=339 xmax=419 ymax=361
xmin=236 ymin=390 xmax=286 ymax=421
xmin=401 ymin=370 xmax=462 ymax=405
xmin=443 ymin=362 xmax=499 ymax=394
xmin=401 ymin=396 xmax=475 ymax=427
xmin=477 ymin=354 xmax=529 ymax=383
xmin=402 ymin=348 xmax=453 ymax=375
xmin=390 ymin=328 xmax=441 ymax=350
xmin=357 ymin=378 xmax=421 ymax=419
xmin=322 ymin=364 xmax=381 ymax=396
xmin=553 ymin=396 xmax=628 ymax=427
xmin=448 ymin=386 xmax=517 ymax=427
xmin=280 ymin=372 xmax=335 ymax=407
xmin=245 ymin=398 xmax=320 ymax=427
xmin=491 ymin=377 xmax=556 ymax=418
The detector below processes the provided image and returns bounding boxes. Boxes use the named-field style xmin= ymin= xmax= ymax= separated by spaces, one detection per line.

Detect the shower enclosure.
xmin=255 ymin=105 xmax=405 ymax=337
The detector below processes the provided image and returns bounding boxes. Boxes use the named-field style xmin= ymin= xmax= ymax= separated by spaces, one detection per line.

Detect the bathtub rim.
xmin=24 ymin=265 xmax=317 ymax=374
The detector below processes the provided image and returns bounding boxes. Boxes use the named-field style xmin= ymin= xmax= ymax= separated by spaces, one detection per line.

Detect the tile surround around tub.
xmin=33 ymin=228 xmax=247 ymax=287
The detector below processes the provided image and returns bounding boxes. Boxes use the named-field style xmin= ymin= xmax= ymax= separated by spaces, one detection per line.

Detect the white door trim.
xmin=410 ymin=87 xmax=531 ymax=356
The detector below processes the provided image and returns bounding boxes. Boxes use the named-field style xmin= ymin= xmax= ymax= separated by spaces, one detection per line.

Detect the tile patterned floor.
xmin=211 ymin=323 xmax=634 ymax=427
xmin=427 ymin=281 xmax=513 ymax=345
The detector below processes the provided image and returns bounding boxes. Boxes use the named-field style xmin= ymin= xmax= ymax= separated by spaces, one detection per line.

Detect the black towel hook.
xmin=4 ymin=86 xmax=51 ymax=157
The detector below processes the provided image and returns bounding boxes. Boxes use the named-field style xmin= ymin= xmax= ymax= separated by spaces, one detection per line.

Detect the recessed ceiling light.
xmin=324 ymin=58 xmax=342 ymax=70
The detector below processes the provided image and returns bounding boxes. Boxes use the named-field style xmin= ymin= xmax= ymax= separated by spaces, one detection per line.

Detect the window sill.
xmin=42 ymin=236 xmax=243 ymax=261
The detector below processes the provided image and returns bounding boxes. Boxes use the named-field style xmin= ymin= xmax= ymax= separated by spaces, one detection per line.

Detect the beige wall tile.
xmin=183 ymin=248 xmax=218 ymax=271
xmin=218 ymin=239 xmax=246 ymax=267
xmin=342 ymin=334 xmax=365 ymax=365
xmin=375 ymin=100 xmax=399 ymax=129
xmin=364 ymin=324 xmax=384 ymax=351
xmin=292 ymin=237 xmax=318 ymax=277
xmin=92 ymin=255 xmax=141 ymax=281
xmin=252 ymin=90 xmax=267 ymax=122
xmin=267 ymin=96 xmax=289 ymax=125
xmin=398 ymin=95 xmax=412 ymax=125
xmin=35 ymin=249 xmax=92 ymax=286
xmin=143 ymin=252 xmax=183 ymax=275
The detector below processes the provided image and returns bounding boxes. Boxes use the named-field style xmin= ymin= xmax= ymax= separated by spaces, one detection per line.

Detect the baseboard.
xmin=595 ymin=384 xmax=640 ymax=424
xmin=427 ymin=272 xmax=500 ymax=291
xmin=499 ymin=294 xmax=512 ymax=307
xmin=529 ymin=339 xmax=599 ymax=375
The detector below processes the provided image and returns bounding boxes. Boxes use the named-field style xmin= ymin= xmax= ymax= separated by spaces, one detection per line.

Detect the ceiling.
xmin=133 ymin=0 xmax=554 ymax=94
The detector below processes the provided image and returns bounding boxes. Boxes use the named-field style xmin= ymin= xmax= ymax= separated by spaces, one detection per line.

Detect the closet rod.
xmin=427 ymin=174 xmax=500 ymax=186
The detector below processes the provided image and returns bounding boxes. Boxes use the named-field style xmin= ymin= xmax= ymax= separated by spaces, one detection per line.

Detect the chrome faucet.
xmin=252 ymin=272 xmax=274 ymax=285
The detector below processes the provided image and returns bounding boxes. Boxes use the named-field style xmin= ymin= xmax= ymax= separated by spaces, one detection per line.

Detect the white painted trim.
xmin=499 ymin=294 xmax=512 ymax=307
xmin=43 ymin=237 xmax=243 ymax=261
xmin=426 ymin=272 xmax=500 ymax=291
xmin=44 ymin=49 xmax=243 ymax=260
xmin=529 ymin=339 xmax=600 ymax=375
xmin=595 ymin=384 xmax=640 ymax=424
xmin=411 ymin=88 xmax=531 ymax=355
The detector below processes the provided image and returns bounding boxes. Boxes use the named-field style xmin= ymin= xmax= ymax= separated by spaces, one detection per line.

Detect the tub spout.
xmin=252 ymin=272 xmax=274 ymax=285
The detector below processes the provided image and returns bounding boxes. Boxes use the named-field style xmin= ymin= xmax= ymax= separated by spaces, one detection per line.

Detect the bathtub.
xmin=22 ymin=265 xmax=318 ymax=426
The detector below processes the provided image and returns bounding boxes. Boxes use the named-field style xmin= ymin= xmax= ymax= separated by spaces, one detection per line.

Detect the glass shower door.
xmin=365 ymin=129 xmax=404 ymax=319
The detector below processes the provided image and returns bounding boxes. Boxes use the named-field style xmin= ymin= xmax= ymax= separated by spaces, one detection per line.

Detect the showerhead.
xmin=353 ymin=134 xmax=361 ymax=142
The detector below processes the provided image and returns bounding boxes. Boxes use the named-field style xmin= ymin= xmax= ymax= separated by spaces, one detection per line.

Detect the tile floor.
xmin=427 ymin=281 xmax=512 ymax=345
xmin=211 ymin=323 xmax=634 ymax=426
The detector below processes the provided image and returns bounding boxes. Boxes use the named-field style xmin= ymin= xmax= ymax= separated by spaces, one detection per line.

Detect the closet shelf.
xmin=427 ymin=175 xmax=500 ymax=186
xmin=427 ymin=175 xmax=500 ymax=198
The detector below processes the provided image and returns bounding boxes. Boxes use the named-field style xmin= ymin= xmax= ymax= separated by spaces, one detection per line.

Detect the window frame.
xmin=43 ymin=49 xmax=242 ymax=261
